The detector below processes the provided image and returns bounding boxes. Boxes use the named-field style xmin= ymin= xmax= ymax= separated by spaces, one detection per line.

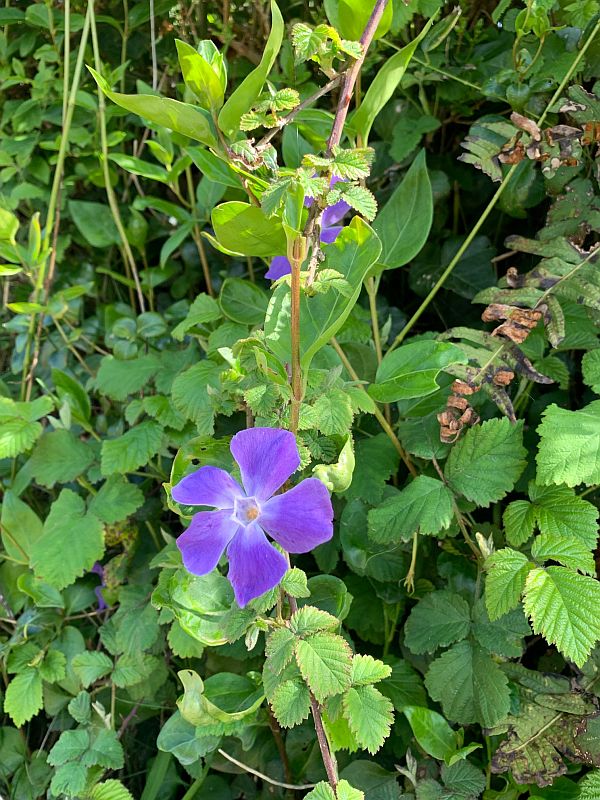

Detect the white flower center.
xmin=233 ymin=496 xmax=261 ymax=526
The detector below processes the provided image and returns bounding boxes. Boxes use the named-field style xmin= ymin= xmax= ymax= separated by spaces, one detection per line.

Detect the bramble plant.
xmin=3 ymin=0 xmax=600 ymax=798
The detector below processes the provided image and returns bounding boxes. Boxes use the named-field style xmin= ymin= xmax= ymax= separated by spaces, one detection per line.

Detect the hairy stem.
xmin=289 ymin=244 xmax=303 ymax=434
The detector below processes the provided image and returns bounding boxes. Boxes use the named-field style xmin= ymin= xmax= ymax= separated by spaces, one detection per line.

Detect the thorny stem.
xmin=327 ymin=0 xmax=390 ymax=153
xmin=330 ymin=337 xmax=417 ymax=477
xmin=310 ymin=695 xmax=339 ymax=789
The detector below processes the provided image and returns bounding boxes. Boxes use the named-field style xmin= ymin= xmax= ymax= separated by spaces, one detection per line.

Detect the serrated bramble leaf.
xmin=0 ymin=395 xmax=53 ymax=458
xmin=48 ymin=730 xmax=89 ymax=766
xmin=3 ymin=669 xmax=43 ymax=727
xmin=343 ymin=684 xmax=394 ymax=754
xmin=82 ymin=728 xmax=124 ymax=769
xmin=100 ymin=420 xmax=163 ymax=476
xmin=290 ymin=606 xmax=339 ymax=636
xmin=425 ymin=640 xmax=511 ymax=727
xmin=536 ymin=401 xmax=600 ymax=487
xmin=330 ymin=146 xmax=374 ymax=179
xmin=335 ymin=184 xmax=377 ymax=221
xmin=295 ymin=631 xmax=352 ymax=702
xmin=305 ymin=781 xmax=363 ymax=800
xmin=351 ymin=654 xmax=392 ymax=686
xmin=29 ymin=429 xmax=94 ymax=488
xmin=171 ymin=362 xmax=221 ymax=432
xmin=281 ymin=568 xmax=310 ymax=598
xmin=529 ymin=482 xmax=599 ymax=549
xmin=88 ymin=475 xmax=145 ymax=524
xmin=471 ymin=600 xmax=530 ymax=658
xmin=266 ymin=627 xmax=297 ymax=674
xmin=50 ymin=763 xmax=88 ymax=797
xmin=292 ymin=23 xmax=328 ymax=60
xmin=94 ymin=354 xmax=160 ymax=401
xmin=503 ymin=499 xmax=536 ymax=546
xmin=368 ymin=476 xmax=454 ymax=544
xmin=30 ymin=489 xmax=104 ymax=590
xmin=89 ymin=780 xmax=135 ymax=800
xmin=524 ymin=566 xmax=600 ymax=666
xmin=580 ymin=770 xmax=600 ymax=800
xmin=444 ymin=418 xmax=527 ymax=507
xmin=582 ymin=350 xmax=600 ymax=394
xmin=39 ymin=649 xmax=67 ymax=682
xmin=271 ymin=679 xmax=311 ymax=727
xmin=484 ymin=548 xmax=532 ymax=621
xmin=404 ymin=590 xmax=471 ymax=655
xmin=72 ymin=651 xmax=113 ymax=688
xmin=531 ymin=532 xmax=595 ymax=575
xmin=68 ymin=691 xmax=91 ymax=724
xmin=143 ymin=395 xmax=187 ymax=431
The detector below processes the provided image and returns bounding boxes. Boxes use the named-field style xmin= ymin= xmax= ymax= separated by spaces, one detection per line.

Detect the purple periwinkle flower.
xmin=171 ymin=427 xmax=334 ymax=607
xmin=265 ymin=178 xmax=351 ymax=280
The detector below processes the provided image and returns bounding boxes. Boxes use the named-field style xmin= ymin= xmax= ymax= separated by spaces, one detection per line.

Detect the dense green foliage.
xmin=2 ymin=0 xmax=600 ymax=798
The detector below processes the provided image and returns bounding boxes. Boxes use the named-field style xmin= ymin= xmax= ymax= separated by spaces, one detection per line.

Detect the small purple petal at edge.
xmin=172 ymin=465 xmax=243 ymax=508
xmin=177 ymin=509 xmax=239 ymax=576
xmin=260 ymin=477 xmax=334 ymax=553
xmin=265 ymin=255 xmax=292 ymax=280
xmin=230 ymin=427 xmax=300 ymax=502
xmin=227 ymin=521 xmax=288 ymax=607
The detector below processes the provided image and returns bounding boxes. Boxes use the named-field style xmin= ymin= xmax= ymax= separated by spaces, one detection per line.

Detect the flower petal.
xmin=260 ymin=478 xmax=334 ymax=552
xmin=320 ymin=225 xmax=343 ymax=245
xmin=266 ymin=256 xmax=291 ymax=280
xmin=177 ymin=510 xmax=238 ymax=575
xmin=230 ymin=427 xmax=300 ymax=501
xmin=227 ymin=522 xmax=287 ymax=606
xmin=171 ymin=466 xmax=243 ymax=508
xmin=323 ymin=199 xmax=350 ymax=228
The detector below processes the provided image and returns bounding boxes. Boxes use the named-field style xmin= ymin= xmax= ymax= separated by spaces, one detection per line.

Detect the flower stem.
xmin=290 ymin=247 xmax=303 ymax=434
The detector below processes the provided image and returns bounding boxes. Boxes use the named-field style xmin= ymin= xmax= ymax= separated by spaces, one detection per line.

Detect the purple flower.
xmin=265 ymin=179 xmax=351 ymax=280
xmin=171 ymin=427 xmax=334 ymax=607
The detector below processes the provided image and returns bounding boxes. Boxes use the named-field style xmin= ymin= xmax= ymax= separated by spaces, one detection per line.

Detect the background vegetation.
xmin=2 ymin=0 xmax=600 ymax=798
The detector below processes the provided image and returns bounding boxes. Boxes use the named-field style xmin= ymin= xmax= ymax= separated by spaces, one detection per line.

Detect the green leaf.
xmin=3 ymin=669 xmax=43 ymax=727
xmin=441 ymin=761 xmax=486 ymax=799
xmin=313 ymin=434 xmax=355 ymax=493
xmin=1 ymin=490 xmax=43 ymax=562
xmin=529 ymin=482 xmax=599 ymax=549
xmin=425 ymin=640 xmax=511 ymax=727
xmin=338 ymin=184 xmax=377 ymax=221
xmin=523 ymin=566 xmax=600 ymax=666
xmin=305 ymin=780 xmax=363 ymax=800
xmin=266 ymin=627 xmax=297 ymax=673
xmin=531 ymin=532 xmax=595 ymax=575
xmin=211 ymin=202 xmax=287 ymax=257
xmin=265 ymin=217 xmax=381 ymax=372
xmin=68 ymin=200 xmax=120 ymax=248
xmin=281 ymin=568 xmax=311 ymax=598
xmin=89 ymin=780 xmax=135 ymax=800
xmin=108 ymin=153 xmax=169 ymax=183
xmin=100 ymin=420 xmax=164 ymax=475
xmin=369 ymin=339 xmax=465 ymax=403
xmin=337 ymin=0 xmax=391 ymax=44
xmin=503 ymin=499 xmax=537 ymax=546
xmin=219 ymin=277 xmax=269 ymax=324
xmin=47 ymin=730 xmax=89 ymax=766
xmin=83 ymin=728 xmax=124 ymax=769
xmin=39 ymin=649 xmax=67 ymax=682
xmin=484 ymin=548 xmax=532 ymax=620
xmin=343 ymin=684 xmax=394 ymax=754
xmin=582 ymin=349 xmax=600 ymax=394
xmin=310 ymin=389 xmax=354 ymax=436
xmin=171 ymin=362 xmax=221 ymax=431
xmin=444 ymin=418 xmax=527 ymax=507
xmin=89 ymin=67 xmax=217 ymax=147
xmin=0 ymin=396 xmax=53 ymax=458
xmin=290 ymin=605 xmax=339 ymax=635
xmin=271 ymin=679 xmax=311 ymax=727
xmin=172 ymin=292 xmax=222 ymax=340
xmin=380 ymin=658 xmax=427 ymax=710
xmin=95 ymin=354 xmax=160 ymax=401
xmin=352 ymin=23 xmax=433 ymax=142
xmin=404 ymin=590 xmax=471 ymax=655
xmin=68 ymin=691 xmax=91 ymax=724
xmin=368 ymin=476 xmax=454 ymax=544
xmin=343 ymin=433 xmax=399 ymax=503
xmin=176 ymin=39 xmax=225 ymax=112
xmin=88 ymin=475 xmax=145 ymax=524
xmin=218 ymin=1 xmax=284 ymax=135
xmin=29 ymin=429 xmax=94 ymax=488
xmin=580 ymin=770 xmax=600 ymax=800
xmin=295 ymin=631 xmax=353 ymax=702
xmin=50 ymin=763 xmax=88 ymax=797
xmin=30 ymin=489 xmax=104 ymax=590
xmin=72 ymin=651 xmax=113 ymax=688
xmin=373 ymin=150 xmax=434 ymax=269
xmin=350 ymin=654 xmax=392 ymax=686
xmin=471 ymin=600 xmax=530 ymax=658
xmin=403 ymin=706 xmax=459 ymax=761
xmin=536 ymin=401 xmax=600 ymax=487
